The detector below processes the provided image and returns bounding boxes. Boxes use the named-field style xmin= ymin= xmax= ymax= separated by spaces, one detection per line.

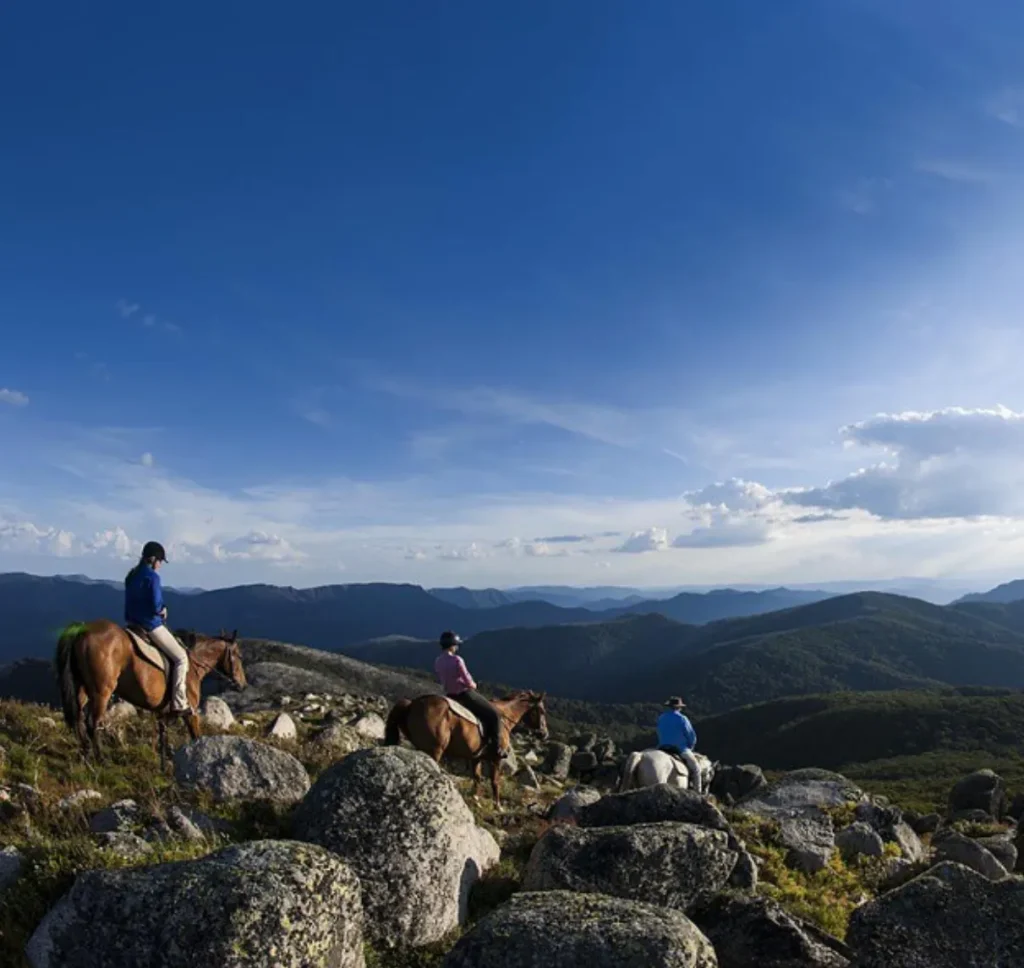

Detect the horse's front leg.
xmin=491 ymin=759 xmax=502 ymax=810
xmin=158 ymin=719 xmax=168 ymax=772
xmin=470 ymin=758 xmax=483 ymax=800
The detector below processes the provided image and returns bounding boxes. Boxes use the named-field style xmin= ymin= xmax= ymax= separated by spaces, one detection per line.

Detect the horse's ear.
xmin=231 ymin=629 xmax=238 ymax=643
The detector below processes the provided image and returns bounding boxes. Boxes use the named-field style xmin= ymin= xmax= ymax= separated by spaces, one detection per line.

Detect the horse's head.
xmin=522 ymin=690 xmax=549 ymax=740
xmin=216 ymin=629 xmax=247 ymax=692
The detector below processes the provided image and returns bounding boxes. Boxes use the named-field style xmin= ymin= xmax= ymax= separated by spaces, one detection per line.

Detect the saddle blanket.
xmin=442 ymin=696 xmax=482 ymax=731
xmin=124 ymin=627 xmax=171 ymax=676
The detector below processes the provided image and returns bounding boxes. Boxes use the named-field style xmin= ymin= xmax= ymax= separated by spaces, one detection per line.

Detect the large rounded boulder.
xmin=577 ymin=784 xmax=730 ymax=832
xmin=25 ymin=840 xmax=364 ymax=968
xmin=443 ymin=891 xmax=718 ymax=968
xmin=173 ymin=736 xmax=310 ymax=804
xmin=523 ymin=822 xmax=741 ymax=912
xmin=847 ymin=861 xmax=1024 ymax=967
xmin=292 ymin=746 xmax=499 ymax=949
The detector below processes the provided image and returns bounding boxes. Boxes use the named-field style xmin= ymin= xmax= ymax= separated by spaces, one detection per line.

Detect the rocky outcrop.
xmin=577 ymin=784 xmax=729 ymax=832
xmin=541 ymin=742 xmax=573 ymax=779
xmin=25 ymin=840 xmax=364 ymax=968
xmin=443 ymin=891 xmax=718 ymax=968
xmin=836 ymin=822 xmax=885 ymax=859
xmin=313 ymin=723 xmax=367 ymax=755
xmin=173 ymin=736 xmax=310 ymax=804
xmin=931 ymin=829 xmax=1008 ymax=880
xmin=200 ymin=696 xmax=236 ymax=731
xmin=523 ymin=822 xmax=740 ymax=912
xmin=847 ymin=861 xmax=1024 ymax=967
xmin=292 ymin=746 xmax=499 ymax=949
xmin=973 ymin=834 xmax=1017 ymax=873
xmin=737 ymin=769 xmax=864 ymax=873
xmin=692 ymin=893 xmax=851 ymax=968
xmin=548 ymin=786 xmax=601 ymax=823
xmin=947 ymin=769 xmax=1005 ymax=821
xmin=89 ymin=799 xmax=141 ymax=834
xmin=853 ymin=801 xmax=924 ymax=863
xmin=710 ymin=764 xmax=767 ymax=805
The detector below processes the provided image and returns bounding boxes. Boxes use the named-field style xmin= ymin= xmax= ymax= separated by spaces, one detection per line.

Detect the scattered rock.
xmin=577 ymin=783 xmax=730 ymax=832
xmin=88 ymin=799 xmax=141 ymax=834
xmin=293 ymin=746 xmax=499 ymax=949
xmin=146 ymin=806 xmax=207 ymax=843
xmin=855 ymin=800 xmax=903 ymax=831
xmin=174 ymin=736 xmax=310 ymax=805
xmin=523 ymin=749 xmax=540 ymax=765
xmin=950 ymin=807 xmax=996 ymax=824
xmin=547 ymin=786 xmax=602 ymax=823
xmin=498 ymin=745 xmax=519 ymax=776
xmin=313 ymin=723 xmax=366 ymax=755
xmin=569 ymin=751 xmax=598 ymax=776
xmin=349 ymin=712 xmax=386 ymax=741
xmin=542 ymin=742 xmax=573 ymax=779
xmin=38 ymin=716 xmax=57 ymax=728
xmin=523 ymin=821 xmax=741 ymax=911
xmin=909 ymin=812 xmax=941 ymax=835
xmin=692 ymin=893 xmax=851 ymax=968
xmin=267 ymin=712 xmax=297 ymax=741
xmin=0 ymin=846 xmax=24 ymax=892
xmin=26 ymin=840 xmax=364 ymax=968
xmin=94 ymin=832 xmax=153 ymax=860
xmin=738 ymin=768 xmax=864 ymax=812
xmin=948 ymin=769 xmax=1006 ymax=820
xmin=728 ymin=848 xmax=759 ymax=891
xmin=58 ymin=790 xmax=103 ymax=811
xmin=443 ymin=891 xmax=718 ymax=968
xmin=836 ymin=822 xmax=885 ymax=859
xmin=573 ymin=733 xmax=598 ymax=752
xmin=778 ymin=813 xmax=836 ymax=873
xmin=931 ymin=829 xmax=1008 ymax=881
xmin=973 ymin=834 xmax=1017 ymax=873
xmin=200 ymin=697 xmax=236 ymax=731
xmin=887 ymin=820 xmax=926 ymax=864
xmin=710 ymin=764 xmax=767 ymax=804
xmin=592 ymin=737 xmax=616 ymax=763
xmin=847 ymin=861 xmax=1024 ymax=968
xmin=1008 ymin=792 xmax=1024 ymax=822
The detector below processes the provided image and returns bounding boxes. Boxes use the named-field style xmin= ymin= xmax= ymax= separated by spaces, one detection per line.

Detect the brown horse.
xmin=56 ymin=620 xmax=247 ymax=767
xmin=385 ymin=690 xmax=548 ymax=805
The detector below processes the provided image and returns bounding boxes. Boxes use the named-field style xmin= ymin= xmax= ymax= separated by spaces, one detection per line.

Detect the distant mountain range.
xmin=0 ymin=572 xmax=833 ymax=665
xmin=955 ymin=578 xmax=1024 ymax=605
xmin=346 ymin=591 xmax=1024 ymax=712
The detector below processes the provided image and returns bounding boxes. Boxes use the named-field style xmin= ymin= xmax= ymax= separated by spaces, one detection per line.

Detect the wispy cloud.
xmin=838 ymin=177 xmax=892 ymax=216
xmin=116 ymin=299 xmax=140 ymax=319
xmin=117 ymin=300 xmax=180 ymax=334
xmin=985 ymin=87 xmax=1024 ymax=127
xmin=0 ymin=389 xmax=29 ymax=408
xmin=914 ymin=159 xmax=997 ymax=185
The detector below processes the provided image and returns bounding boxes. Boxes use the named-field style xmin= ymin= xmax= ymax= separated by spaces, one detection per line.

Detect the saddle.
xmin=124 ymin=624 xmax=172 ymax=676
xmin=442 ymin=696 xmax=483 ymax=734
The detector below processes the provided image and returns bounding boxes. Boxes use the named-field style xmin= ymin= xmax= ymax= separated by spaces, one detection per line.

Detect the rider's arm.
xmin=682 ymin=716 xmax=697 ymax=750
xmin=149 ymin=571 xmax=165 ymax=621
xmin=457 ymin=656 xmax=477 ymax=691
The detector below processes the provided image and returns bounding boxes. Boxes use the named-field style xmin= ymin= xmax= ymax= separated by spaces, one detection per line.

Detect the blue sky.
xmin=4 ymin=0 xmax=1024 ymax=588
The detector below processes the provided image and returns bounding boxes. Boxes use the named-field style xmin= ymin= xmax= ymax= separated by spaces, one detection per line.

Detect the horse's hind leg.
xmin=88 ymin=687 xmax=114 ymax=762
xmin=75 ymin=688 xmax=89 ymax=754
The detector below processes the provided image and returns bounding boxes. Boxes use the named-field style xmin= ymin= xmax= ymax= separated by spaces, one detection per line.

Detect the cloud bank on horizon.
xmin=3 ymin=2 xmax=1024 ymax=588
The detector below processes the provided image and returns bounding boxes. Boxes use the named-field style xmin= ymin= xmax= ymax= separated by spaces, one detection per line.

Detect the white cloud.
xmin=0 ymin=518 xmax=76 ymax=557
xmin=116 ymin=299 xmax=140 ymax=319
xmin=784 ymin=406 xmax=1024 ymax=520
xmin=0 ymin=389 xmax=29 ymax=407
xmin=673 ymin=513 xmax=774 ymax=548
xmin=86 ymin=527 xmax=138 ymax=559
xmin=838 ymin=177 xmax=891 ymax=216
xmin=140 ymin=452 xmax=155 ymax=468
xmin=438 ymin=542 xmax=487 ymax=561
xmin=211 ymin=531 xmax=306 ymax=564
xmin=683 ymin=478 xmax=775 ymax=512
xmin=616 ymin=527 xmax=669 ymax=553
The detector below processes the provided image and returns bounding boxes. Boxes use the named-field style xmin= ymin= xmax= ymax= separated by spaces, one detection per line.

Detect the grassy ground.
xmin=1 ymin=698 xmax=1014 ymax=967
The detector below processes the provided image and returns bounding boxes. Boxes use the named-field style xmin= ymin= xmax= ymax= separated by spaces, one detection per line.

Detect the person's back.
xmin=657 ymin=708 xmax=696 ymax=751
xmin=125 ymin=563 xmax=163 ymax=631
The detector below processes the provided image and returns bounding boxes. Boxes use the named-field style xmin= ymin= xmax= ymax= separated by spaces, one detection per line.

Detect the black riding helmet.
xmin=141 ymin=541 xmax=167 ymax=562
xmin=439 ymin=630 xmax=462 ymax=650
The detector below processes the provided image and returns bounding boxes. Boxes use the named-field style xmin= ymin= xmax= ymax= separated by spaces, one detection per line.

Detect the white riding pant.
xmin=148 ymin=625 xmax=190 ymax=712
xmin=677 ymin=749 xmax=702 ymax=793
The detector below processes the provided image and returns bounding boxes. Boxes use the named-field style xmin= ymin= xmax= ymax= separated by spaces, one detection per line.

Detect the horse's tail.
xmin=56 ymin=622 xmax=88 ymax=731
xmin=385 ymin=698 xmax=413 ymax=745
xmin=618 ymin=750 xmax=642 ymax=793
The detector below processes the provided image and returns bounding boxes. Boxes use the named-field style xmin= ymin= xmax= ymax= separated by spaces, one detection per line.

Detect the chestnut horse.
xmin=56 ymin=620 xmax=247 ymax=766
xmin=385 ymin=690 xmax=548 ymax=805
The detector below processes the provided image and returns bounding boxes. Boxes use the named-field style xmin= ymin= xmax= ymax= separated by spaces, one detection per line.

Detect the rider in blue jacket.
xmin=657 ymin=696 xmax=702 ymax=792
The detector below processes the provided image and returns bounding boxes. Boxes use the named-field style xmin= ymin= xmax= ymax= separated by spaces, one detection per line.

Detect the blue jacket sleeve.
xmin=682 ymin=716 xmax=697 ymax=750
xmin=150 ymin=572 xmax=165 ymax=618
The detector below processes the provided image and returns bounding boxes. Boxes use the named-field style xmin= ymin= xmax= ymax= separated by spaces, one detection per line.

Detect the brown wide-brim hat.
xmin=665 ymin=696 xmax=686 ymax=708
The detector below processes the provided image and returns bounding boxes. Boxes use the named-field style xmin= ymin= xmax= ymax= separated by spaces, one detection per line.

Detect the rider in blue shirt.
xmin=656 ymin=696 xmax=702 ymax=792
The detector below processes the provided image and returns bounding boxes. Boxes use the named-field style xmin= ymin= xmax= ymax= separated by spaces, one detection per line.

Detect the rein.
xmin=185 ymin=641 xmax=235 ymax=686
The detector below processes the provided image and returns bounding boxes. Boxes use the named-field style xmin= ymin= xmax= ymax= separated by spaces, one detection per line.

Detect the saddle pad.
xmin=124 ymin=627 xmax=170 ymax=675
xmin=442 ymin=696 xmax=482 ymax=730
